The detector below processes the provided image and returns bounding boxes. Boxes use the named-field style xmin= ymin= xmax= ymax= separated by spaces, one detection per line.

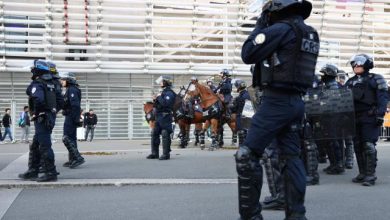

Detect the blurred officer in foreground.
xmin=236 ymin=0 xmax=319 ymax=219
xmin=147 ymin=76 xmax=176 ymax=160
xmin=59 ymin=72 xmax=85 ymax=168
xmin=19 ymin=60 xmax=63 ymax=182
xmin=345 ymin=54 xmax=388 ymax=186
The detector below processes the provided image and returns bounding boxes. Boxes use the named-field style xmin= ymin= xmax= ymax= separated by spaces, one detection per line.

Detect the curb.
xmin=0 ymin=178 xmax=237 ymax=189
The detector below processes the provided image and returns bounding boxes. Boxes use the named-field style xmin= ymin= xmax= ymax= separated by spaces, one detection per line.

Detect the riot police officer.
xmin=215 ymin=69 xmax=233 ymax=117
xmin=207 ymin=79 xmax=216 ymax=92
xmin=59 ymin=72 xmax=85 ymax=168
xmin=147 ymin=76 xmax=176 ymax=160
xmin=232 ymin=79 xmax=251 ymax=145
xmin=317 ymin=64 xmax=345 ymax=175
xmin=236 ymin=0 xmax=318 ymax=219
xmin=19 ymin=60 xmax=64 ymax=182
xmin=346 ymin=54 xmax=388 ymax=186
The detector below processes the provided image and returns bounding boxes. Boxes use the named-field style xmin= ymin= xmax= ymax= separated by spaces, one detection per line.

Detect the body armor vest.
xmin=36 ymin=79 xmax=57 ymax=113
xmin=260 ymin=18 xmax=319 ymax=91
xmin=351 ymin=74 xmax=376 ymax=106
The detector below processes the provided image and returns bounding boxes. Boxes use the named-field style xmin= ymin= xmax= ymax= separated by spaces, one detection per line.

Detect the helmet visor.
xmin=155 ymin=76 xmax=163 ymax=85
xmin=350 ymin=55 xmax=367 ymax=67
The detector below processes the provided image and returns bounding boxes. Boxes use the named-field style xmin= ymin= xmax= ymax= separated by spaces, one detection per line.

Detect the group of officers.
xmin=146 ymin=67 xmax=252 ymax=160
xmin=234 ymin=0 xmax=388 ymax=220
xmin=18 ymin=60 xmax=85 ymax=182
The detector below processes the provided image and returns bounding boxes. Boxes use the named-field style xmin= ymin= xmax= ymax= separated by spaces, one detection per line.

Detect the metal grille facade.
xmin=1 ymin=0 xmax=390 ymax=139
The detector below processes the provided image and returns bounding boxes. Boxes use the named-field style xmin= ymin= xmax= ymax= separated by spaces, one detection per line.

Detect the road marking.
xmin=0 ymin=188 xmax=22 ymax=219
xmin=0 ymin=178 xmax=237 ymax=188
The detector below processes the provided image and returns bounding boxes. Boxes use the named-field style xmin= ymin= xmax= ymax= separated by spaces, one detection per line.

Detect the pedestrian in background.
xmin=2 ymin=108 xmax=16 ymax=144
xmin=84 ymin=109 xmax=98 ymax=142
xmin=19 ymin=106 xmax=31 ymax=143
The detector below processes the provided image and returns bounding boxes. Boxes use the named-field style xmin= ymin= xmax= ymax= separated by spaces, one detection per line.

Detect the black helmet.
xmin=59 ymin=72 xmax=77 ymax=84
xmin=29 ymin=59 xmax=50 ymax=77
xmin=220 ymin=69 xmax=231 ymax=77
xmin=319 ymin=64 xmax=339 ymax=77
xmin=234 ymin=79 xmax=247 ymax=90
xmin=262 ymin=0 xmax=312 ymax=20
xmin=350 ymin=54 xmax=374 ymax=70
xmin=155 ymin=75 xmax=173 ymax=87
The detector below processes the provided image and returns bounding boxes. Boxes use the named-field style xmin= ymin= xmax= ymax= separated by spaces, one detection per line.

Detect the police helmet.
xmin=190 ymin=76 xmax=198 ymax=82
xmin=59 ymin=72 xmax=77 ymax=84
xmin=319 ymin=64 xmax=339 ymax=77
xmin=234 ymin=79 xmax=247 ymax=90
xmin=262 ymin=0 xmax=312 ymax=20
xmin=350 ymin=54 xmax=374 ymax=70
xmin=29 ymin=59 xmax=50 ymax=76
xmin=220 ymin=69 xmax=231 ymax=77
xmin=155 ymin=75 xmax=173 ymax=87
xmin=46 ymin=61 xmax=58 ymax=75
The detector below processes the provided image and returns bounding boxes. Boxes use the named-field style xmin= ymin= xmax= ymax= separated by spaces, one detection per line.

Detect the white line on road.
xmin=0 ymin=188 xmax=22 ymax=219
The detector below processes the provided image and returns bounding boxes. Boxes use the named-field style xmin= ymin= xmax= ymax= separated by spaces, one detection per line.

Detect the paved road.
xmin=1 ymin=140 xmax=390 ymax=220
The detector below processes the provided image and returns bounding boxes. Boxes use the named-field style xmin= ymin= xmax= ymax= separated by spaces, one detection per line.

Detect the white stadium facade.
xmin=1 ymin=0 xmax=389 ymax=140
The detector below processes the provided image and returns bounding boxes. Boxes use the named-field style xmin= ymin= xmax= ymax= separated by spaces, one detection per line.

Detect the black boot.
xmin=70 ymin=157 xmax=85 ymax=169
xmin=63 ymin=153 xmax=73 ymax=167
xmin=146 ymin=154 xmax=159 ymax=159
xmin=159 ymin=154 xmax=170 ymax=160
xmin=63 ymin=136 xmax=85 ymax=169
xmin=352 ymin=150 xmax=366 ymax=183
xmin=36 ymin=172 xmax=58 ymax=182
xmin=362 ymin=143 xmax=377 ymax=186
xmin=148 ymin=129 xmax=159 ymax=159
xmin=305 ymin=141 xmax=319 ymax=185
xmin=18 ymin=169 xmax=38 ymax=180
xmin=344 ymin=137 xmax=354 ymax=169
xmin=19 ymin=138 xmax=40 ymax=180
xmin=262 ymin=193 xmax=285 ymax=210
xmin=159 ymin=130 xmax=171 ymax=160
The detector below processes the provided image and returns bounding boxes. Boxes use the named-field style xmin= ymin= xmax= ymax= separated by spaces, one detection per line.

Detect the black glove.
xmin=376 ymin=117 xmax=384 ymax=126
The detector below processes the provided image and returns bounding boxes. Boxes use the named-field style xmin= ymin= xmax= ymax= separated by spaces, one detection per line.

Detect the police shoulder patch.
xmin=32 ymin=87 xmax=36 ymax=94
xmin=71 ymin=93 xmax=74 ymax=98
xmin=254 ymin=33 xmax=266 ymax=45
xmin=165 ymin=96 xmax=170 ymax=100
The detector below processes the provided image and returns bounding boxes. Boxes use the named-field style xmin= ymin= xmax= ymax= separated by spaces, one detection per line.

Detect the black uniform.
xmin=235 ymin=1 xmax=318 ymax=219
xmin=346 ymin=59 xmax=388 ymax=186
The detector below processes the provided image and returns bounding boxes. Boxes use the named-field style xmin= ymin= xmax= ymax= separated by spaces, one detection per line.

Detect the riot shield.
xmin=304 ymin=88 xmax=355 ymax=140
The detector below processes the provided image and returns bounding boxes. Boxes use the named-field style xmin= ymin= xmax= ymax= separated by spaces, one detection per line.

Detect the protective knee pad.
xmin=235 ymin=146 xmax=262 ymax=219
xmin=363 ymin=142 xmax=376 ymax=155
xmin=62 ymin=135 xmax=71 ymax=146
